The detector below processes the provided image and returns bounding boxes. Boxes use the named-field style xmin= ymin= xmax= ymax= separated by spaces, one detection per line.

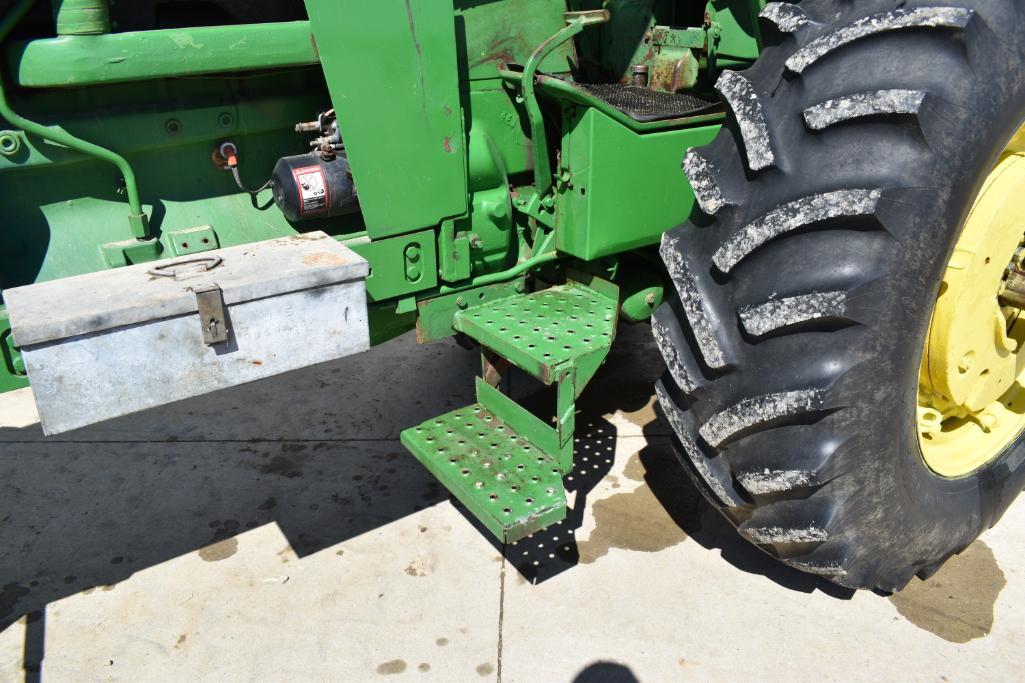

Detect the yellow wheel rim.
xmin=918 ymin=123 xmax=1025 ymax=478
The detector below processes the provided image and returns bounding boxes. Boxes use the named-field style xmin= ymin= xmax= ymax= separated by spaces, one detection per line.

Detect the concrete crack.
xmin=496 ymin=545 xmax=506 ymax=683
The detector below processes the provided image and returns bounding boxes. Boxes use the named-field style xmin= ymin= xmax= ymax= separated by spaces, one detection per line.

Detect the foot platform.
xmin=401 ymin=402 xmax=567 ymax=543
xmin=578 ymin=83 xmax=720 ymax=122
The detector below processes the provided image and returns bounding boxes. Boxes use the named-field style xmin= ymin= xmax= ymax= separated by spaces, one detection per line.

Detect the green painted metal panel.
xmin=0 ymin=92 xmax=338 ymax=287
xmin=348 ymin=230 xmax=438 ymax=303
xmin=10 ymin=22 xmax=319 ymax=87
xmin=476 ymin=378 xmax=559 ymax=459
xmin=305 ymin=0 xmax=467 ymax=238
xmin=556 ymin=108 xmax=719 ymax=260
xmin=0 ymin=311 xmax=29 ymax=392
xmin=414 ymin=279 xmax=522 ymax=343
xmin=708 ymin=0 xmax=763 ymax=61
xmin=454 ymin=0 xmax=574 ymax=82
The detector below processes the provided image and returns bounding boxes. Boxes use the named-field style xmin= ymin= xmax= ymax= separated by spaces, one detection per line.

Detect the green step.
xmin=401 ymin=402 xmax=567 ymax=543
xmin=401 ymin=278 xmax=619 ymax=544
xmin=453 ymin=282 xmax=617 ymax=384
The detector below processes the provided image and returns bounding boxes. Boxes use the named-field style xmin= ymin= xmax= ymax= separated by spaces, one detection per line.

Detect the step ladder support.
xmin=401 ymin=276 xmax=619 ymax=543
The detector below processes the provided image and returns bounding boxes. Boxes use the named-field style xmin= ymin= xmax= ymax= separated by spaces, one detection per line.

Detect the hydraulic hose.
xmin=0 ymin=0 xmax=149 ymax=239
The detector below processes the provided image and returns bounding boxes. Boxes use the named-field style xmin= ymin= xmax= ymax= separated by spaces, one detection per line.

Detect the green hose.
xmin=0 ymin=0 xmax=149 ymax=238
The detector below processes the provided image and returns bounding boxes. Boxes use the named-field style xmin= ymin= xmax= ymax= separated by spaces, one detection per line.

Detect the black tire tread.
xmin=655 ymin=0 xmax=1025 ymax=591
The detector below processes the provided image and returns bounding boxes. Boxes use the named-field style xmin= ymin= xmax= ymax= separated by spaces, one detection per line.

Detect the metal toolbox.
xmin=5 ymin=232 xmax=370 ymax=435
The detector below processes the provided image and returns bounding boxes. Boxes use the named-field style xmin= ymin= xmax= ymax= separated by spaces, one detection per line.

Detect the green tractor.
xmin=2 ymin=0 xmax=1024 ymax=593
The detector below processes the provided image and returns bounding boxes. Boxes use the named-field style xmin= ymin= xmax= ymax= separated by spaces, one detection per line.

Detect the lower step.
xmin=400 ymin=403 xmax=567 ymax=543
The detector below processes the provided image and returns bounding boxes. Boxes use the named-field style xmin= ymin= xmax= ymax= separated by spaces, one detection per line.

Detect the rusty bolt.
xmin=631 ymin=64 xmax=649 ymax=87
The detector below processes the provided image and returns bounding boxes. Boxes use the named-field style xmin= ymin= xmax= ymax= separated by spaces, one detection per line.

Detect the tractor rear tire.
xmin=654 ymin=0 xmax=1025 ymax=592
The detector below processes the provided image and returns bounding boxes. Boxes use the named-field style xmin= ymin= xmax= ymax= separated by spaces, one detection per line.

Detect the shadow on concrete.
xmin=0 ymin=333 xmax=481 ymax=637
xmin=0 ymin=320 xmax=850 ymax=662
xmin=573 ymin=661 xmax=641 ymax=683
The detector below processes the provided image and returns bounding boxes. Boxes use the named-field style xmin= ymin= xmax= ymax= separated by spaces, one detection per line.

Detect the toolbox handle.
xmin=148 ymin=256 xmax=223 ymax=280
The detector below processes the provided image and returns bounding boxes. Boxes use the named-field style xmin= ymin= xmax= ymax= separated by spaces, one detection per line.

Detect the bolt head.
xmin=957 ymin=355 xmax=973 ymax=374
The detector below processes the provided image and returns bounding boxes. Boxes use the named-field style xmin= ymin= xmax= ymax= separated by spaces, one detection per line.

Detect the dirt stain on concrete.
xmin=418 ymin=663 xmax=431 ymax=672
xmin=577 ymin=462 xmax=687 ymax=564
xmin=175 ymin=634 xmax=187 ymax=649
xmin=576 ymin=451 xmax=701 ymax=564
xmin=376 ymin=659 xmax=407 ymax=675
xmin=405 ymin=557 xmax=433 ymax=577
xmin=436 ymin=637 xmax=449 ymax=647
xmin=198 ymin=537 xmax=239 ymax=562
xmin=622 ymin=452 xmax=646 ymax=483
xmin=476 ymin=663 xmax=495 ymax=677
xmin=258 ymin=450 xmax=309 ymax=478
xmin=889 ymin=541 xmax=1006 ymax=643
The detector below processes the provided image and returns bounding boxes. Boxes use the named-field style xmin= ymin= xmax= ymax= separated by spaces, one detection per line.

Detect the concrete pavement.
xmin=0 ymin=323 xmax=1021 ymax=681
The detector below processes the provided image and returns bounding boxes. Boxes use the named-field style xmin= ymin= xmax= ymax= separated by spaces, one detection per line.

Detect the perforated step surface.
xmin=400 ymin=403 xmax=567 ymax=543
xmin=579 ymin=83 xmax=720 ymax=122
xmin=453 ymin=283 xmax=617 ymax=382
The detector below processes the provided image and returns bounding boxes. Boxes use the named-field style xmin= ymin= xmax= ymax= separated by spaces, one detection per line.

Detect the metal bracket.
xmin=521 ymin=9 xmax=610 ymax=200
xmin=194 ymin=284 xmax=230 ymax=345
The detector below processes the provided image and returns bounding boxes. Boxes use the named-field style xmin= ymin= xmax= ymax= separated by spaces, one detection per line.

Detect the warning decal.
xmin=292 ymin=165 xmax=328 ymax=215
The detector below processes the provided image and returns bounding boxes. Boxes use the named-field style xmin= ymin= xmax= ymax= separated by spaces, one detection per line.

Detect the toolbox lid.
xmin=5 ymin=231 xmax=369 ymax=347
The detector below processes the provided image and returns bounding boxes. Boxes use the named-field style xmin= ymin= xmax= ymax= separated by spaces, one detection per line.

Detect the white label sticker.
xmin=292 ymin=165 xmax=328 ymax=215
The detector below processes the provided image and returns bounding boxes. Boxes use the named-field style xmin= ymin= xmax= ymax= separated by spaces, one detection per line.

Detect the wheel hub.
xmin=918 ymin=125 xmax=1025 ymax=477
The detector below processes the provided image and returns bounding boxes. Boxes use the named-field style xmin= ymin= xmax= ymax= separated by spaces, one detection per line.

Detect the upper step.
xmin=453 ymin=283 xmax=617 ymax=383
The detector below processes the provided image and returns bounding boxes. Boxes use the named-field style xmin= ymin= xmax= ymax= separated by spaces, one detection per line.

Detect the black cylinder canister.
xmin=271 ymin=153 xmax=359 ymax=222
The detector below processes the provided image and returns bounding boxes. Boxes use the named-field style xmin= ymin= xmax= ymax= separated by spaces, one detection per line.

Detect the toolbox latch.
xmin=194 ymin=284 xmax=230 ymax=345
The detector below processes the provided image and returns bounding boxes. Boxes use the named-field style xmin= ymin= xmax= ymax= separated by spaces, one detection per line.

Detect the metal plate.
xmin=5 ymin=232 xmax=367 ymax=347
xmin=7 ymin=233 xmax=370 ymax=435
xmin=579 ymin=83 xmax=720 ymax=122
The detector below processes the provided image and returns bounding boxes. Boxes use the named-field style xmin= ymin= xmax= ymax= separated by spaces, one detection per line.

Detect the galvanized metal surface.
xmin=6 ymin=233 xmax=370 ymax=434
xmin=6 ymin=232 xmax=367 ymax=346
